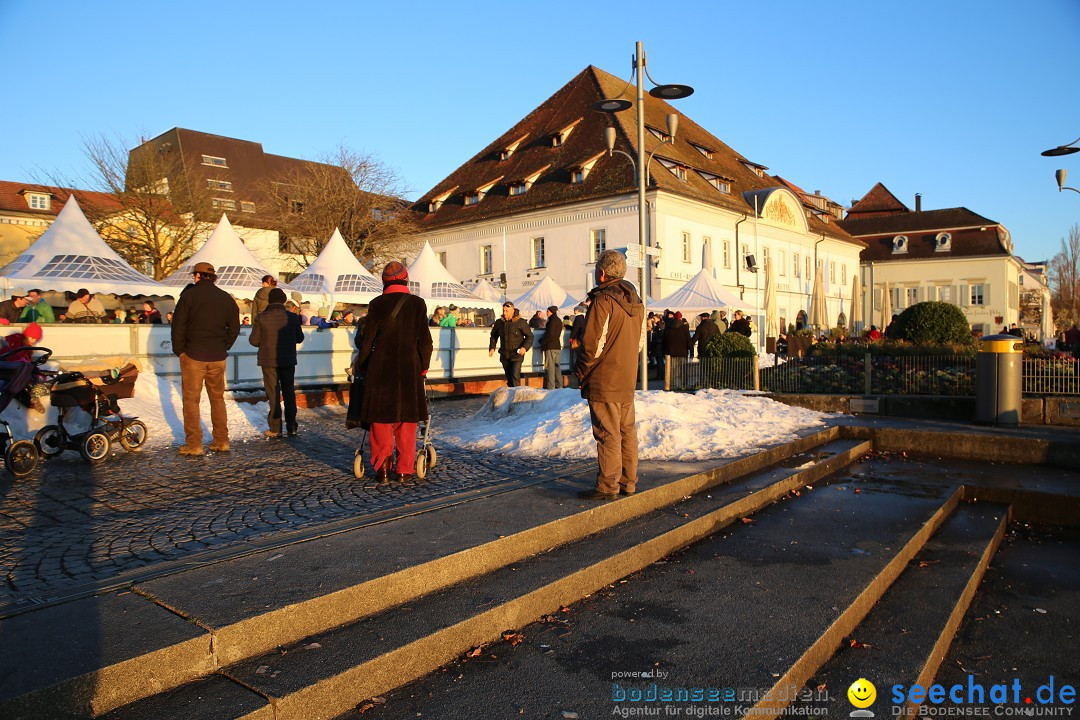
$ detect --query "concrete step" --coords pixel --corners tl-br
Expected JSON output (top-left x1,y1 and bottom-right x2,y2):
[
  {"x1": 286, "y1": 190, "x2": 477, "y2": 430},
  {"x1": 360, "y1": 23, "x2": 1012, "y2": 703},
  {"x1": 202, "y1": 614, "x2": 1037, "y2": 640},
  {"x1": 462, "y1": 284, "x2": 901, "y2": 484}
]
[
  {"x1": 318, "y1": 452, "x2": 967, "y2": 719},
  {"x1": 99, "y1": 438, "x2": 870, "y2": 720},
  {"x1": 0, "y1": 427, "x2": 840, "y2": 719},
  {"x1": 801, "y1": 501, "x2": 1009, "y2": 717}
]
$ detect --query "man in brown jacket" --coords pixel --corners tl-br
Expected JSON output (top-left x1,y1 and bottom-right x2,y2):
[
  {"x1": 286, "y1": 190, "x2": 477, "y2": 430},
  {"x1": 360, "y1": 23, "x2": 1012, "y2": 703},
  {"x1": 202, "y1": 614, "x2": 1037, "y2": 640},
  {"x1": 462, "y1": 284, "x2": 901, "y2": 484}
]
[{"x1": 574, "y1": 249, "x2": 646, "y2": 500}]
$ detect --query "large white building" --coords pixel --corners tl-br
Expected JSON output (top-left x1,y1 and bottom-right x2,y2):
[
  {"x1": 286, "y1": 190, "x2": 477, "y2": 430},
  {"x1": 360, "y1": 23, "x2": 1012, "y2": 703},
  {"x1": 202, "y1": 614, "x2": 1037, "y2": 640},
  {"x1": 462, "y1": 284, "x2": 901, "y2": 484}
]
[{"x1": 410, "y1": 66, "x2": 865, "y2": 334}]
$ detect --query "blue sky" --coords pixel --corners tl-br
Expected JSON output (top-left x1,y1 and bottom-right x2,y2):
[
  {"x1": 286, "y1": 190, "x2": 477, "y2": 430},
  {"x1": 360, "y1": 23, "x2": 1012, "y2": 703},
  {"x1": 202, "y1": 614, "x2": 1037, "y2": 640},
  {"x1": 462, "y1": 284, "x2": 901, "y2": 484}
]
[{"x1": 1, "y1": 1, "x2": 1077, "y2": 262}]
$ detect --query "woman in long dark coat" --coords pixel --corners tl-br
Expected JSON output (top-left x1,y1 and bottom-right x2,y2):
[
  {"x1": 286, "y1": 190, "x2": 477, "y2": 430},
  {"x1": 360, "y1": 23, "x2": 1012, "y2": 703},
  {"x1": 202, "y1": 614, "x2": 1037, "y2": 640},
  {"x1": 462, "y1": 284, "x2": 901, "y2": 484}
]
[{"x1": 356, "y1": 261, "x2": 433, "y2": 482}]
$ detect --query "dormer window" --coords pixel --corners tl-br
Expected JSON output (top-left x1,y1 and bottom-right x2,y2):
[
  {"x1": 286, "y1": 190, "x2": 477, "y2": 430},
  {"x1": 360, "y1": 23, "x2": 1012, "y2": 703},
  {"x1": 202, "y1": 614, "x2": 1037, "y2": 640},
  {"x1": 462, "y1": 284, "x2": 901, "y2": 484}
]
[
  {"x1": 498, "y1": 136, "x2": 526, "y2": 161},
  {"x1": 569, "y1": 152, "x2": 604, "y2": 185},
  {"x1": 499, "y1": 150, "x2": 512, "y2": 161},
  {"x1": 552, "y1": 118, "x2": 582, "y2": 147},
  {"x1": 657, "y1": 158, "x2": 688, "y2": 182},
  {"x1": 464, "y1": 192, "x2": 480, "y2": 206},
  {"x1": 697, "y1": 170, "x2": 731, "y2": 194},
  {"x1": 646, "y1": 126, "x2": 672, "y2": 143},
  {"x1": 892, "y1": 235, "x2": 909, "y2": 254},
  {"x1": 690, "y1": 143, "x2": 714, "y2": 159},
  {"x1": 741, "y1": 160, "x2": 767, "y2": 178},
  {"x1": 509, "y1": 183, "x2": 527, "y2": 196},
  {"x1": 427, "y1": 187, "x2": 457, "y2": 213},
  {"x1": 935, "y1": 232, "x2": 952, "y2": 252},
  {"x1": 26, "y1": 192, "x2": 50, "y2": 210},
  {"x1": 571, "y1": 170, "x2": 585, "y2": 184}
]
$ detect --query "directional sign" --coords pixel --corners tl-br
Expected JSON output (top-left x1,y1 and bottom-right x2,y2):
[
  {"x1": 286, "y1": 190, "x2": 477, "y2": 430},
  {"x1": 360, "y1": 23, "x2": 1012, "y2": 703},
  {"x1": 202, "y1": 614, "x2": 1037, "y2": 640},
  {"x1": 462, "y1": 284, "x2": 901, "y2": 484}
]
[
  {"x1": 642, "y1": 246, "x2": 661, "y2": 256},
  {"x1": 624, "y1": 251, "x2": 643, "y2": 268}
]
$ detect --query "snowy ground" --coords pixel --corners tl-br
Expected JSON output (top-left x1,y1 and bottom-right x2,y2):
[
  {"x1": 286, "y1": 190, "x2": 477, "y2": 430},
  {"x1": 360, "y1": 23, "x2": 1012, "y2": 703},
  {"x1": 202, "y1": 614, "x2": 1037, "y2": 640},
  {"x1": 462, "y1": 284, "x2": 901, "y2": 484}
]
[
  {"x1": 439, "y1": 386, "x2": 828, "y2": 462},
  {"x1": 0, "y1": 373, "x2": 828, "y2": 461}
]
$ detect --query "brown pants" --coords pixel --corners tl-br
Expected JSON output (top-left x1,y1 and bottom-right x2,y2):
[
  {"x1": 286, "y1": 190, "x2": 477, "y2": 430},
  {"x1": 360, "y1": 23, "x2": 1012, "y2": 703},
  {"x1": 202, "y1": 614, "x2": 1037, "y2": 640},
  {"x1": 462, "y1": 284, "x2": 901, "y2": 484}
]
[
  {"x1": 588, "y1": 400, "x2": 638, "y2": 494},
  {"x1": 180, "y1": 353, "x2": 228, "y2": 448}
]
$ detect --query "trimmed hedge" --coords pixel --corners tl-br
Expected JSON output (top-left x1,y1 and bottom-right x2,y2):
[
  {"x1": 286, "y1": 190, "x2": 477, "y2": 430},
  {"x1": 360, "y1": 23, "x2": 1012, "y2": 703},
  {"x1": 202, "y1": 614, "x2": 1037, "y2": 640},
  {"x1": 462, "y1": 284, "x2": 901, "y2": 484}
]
[
  {"x1": 895, "y1": 301, "x2": 973, "y2": 346},
  {"x1": 704, "y1": 332, "x2": 756, "y2": 359}
]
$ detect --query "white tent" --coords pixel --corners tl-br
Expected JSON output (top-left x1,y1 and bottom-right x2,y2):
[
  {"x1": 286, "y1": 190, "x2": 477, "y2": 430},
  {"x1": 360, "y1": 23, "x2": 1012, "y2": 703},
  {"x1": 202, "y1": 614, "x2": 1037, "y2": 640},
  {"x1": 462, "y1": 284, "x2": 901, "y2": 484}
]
[
  {"x1": 654, "y1": 269, "x2": 754, "y2": 314},
  {"x1": 161, "y1": 214, "x2": 292, "y2": 297},
  {"x1": 289, "y1": 228, "x2": 380, "y2": 304},
  {"x1": 468, "y1": 278, "x2": 505, "y2": 303},
  {"x1": 0, "y1": 195, "x2": 168, "y2": 296},
  {"x1": 511, "y1": 275, "x2": 579, "y2": 313},
  {"x1": 406, "y1": 242, "x2": 500, "y2": 309}
]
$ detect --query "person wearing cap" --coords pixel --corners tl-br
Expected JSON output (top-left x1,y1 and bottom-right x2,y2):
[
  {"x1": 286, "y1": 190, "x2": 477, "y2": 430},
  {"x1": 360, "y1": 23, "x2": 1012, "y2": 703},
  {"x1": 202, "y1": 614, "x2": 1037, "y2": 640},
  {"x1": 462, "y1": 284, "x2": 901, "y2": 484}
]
[
  {"x1": 311, "y1": 306, "x2": 338, "y2": 330},
  {"x1": 0, "y1": 291, "x2": 28, "y2": 324},
  {"x1": 251, "y1": 275, "x2": 277, "y2": 322},
  {"x1": 574, "y1": 249, "x2": 646, "y2": 501},
  {"x1": 1, "y1": 321, "x2": 43, "y2": 363},
  {"x1": 20, "y1": 289, "x2": 55, "y2": 324},
  {"x1": 489, "y1": 301, "x2": 533, "y2": 387},
  {"x1": 540, "y1": 304, "x2": 563, "y2": 389},
  {"x1": 439, "y1": 304, "x2": 459, "y2": 328},
  {"x1": 171, "y1": 262, "x2": 242, "y2": 455},
  {"x1": 250, "y1": 287, "x2": 305, "y2": 438},
  {"x1": 354, "y1": 261, "x2": 433, "y2": 483},
  {"x1": 65, "y1": 288, "x2": 106, "y2": 323}
]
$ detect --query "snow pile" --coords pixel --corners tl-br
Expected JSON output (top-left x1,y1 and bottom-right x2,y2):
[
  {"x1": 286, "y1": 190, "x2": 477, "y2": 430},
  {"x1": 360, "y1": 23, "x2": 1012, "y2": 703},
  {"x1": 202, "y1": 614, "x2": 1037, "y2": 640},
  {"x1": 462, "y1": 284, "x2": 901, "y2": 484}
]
[
  {"x1": 757, "y1": 351, "x2": 785, "y2": 369},
  {"x1": 440, "y1": 387, "x2": 828, "y2": 461}
]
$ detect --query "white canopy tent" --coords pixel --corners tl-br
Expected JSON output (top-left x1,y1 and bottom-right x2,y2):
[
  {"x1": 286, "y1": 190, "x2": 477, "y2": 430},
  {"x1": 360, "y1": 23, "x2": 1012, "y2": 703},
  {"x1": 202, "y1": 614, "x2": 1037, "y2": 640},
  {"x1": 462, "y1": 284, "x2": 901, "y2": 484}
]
[
  {"x1": 161, "y1": 214, "x2": 293, "y2": 297},
  {"x1": 406, "y1": 242, "x2": 501, "y2": 310},
  {"x1": 511, "y1": 275, "x2": 579, "y2": 313},
  {"x1": 0, "y1": 195, "x2": 168, "y2": 296},
  {"x1": 467, "y1": 278, "x2": 505, "y2": 303},
  {"x1": 289, "y1": 228, "x2": 380, "y2": 305},
  {"x1": 654, "y1": 268, "x2": 754, "y2": 314}
]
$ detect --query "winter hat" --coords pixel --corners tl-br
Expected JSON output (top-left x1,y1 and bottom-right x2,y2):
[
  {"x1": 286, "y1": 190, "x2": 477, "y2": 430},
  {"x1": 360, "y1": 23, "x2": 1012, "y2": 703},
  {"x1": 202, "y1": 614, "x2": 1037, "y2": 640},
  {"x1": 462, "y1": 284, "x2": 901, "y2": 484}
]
[
  {"x1": 24, "y1": 322, "x2": 43, "y2": 342},
  {"x1": 268, "y1": 288, "x2": 287, "y2": 304},
  {"x1": 317, "y1": 307, "x2": 329, "y2": 318},
  {"x1": 674, "y1": 311, "x2": 683, "y2": 320},
  {"x1": 381, "y1": 261, "x2": 408, "y2": 285}
]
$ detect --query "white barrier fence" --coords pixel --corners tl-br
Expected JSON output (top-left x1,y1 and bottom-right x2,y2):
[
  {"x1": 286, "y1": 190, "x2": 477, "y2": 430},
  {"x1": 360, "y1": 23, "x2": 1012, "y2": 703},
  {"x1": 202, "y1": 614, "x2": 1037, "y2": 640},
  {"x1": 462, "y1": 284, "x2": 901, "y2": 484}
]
[{"x1": 14, "y1": 324, "x2": 572, "y2": 389}]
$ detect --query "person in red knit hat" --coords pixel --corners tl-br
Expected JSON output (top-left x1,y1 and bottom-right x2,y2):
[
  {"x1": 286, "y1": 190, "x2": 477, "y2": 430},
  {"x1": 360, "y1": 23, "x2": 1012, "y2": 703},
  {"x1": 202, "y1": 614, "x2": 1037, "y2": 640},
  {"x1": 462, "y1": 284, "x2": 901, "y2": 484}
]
[{"x1": 2, "y1": 321, "x2": 43, "y2": 362}]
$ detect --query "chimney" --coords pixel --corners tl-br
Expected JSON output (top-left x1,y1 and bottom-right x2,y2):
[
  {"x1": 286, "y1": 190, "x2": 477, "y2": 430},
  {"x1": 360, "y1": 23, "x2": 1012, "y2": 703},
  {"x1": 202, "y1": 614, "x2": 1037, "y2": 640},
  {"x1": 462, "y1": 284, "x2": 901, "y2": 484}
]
[{"x1": 915, "y1": 193, "x2": 922, "y2": 212}]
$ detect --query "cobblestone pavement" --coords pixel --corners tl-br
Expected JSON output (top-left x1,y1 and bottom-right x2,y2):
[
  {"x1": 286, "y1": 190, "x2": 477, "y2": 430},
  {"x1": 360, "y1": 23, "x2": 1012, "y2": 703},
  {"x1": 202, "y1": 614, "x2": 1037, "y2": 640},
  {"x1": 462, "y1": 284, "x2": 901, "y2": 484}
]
[{"x1": 0, "y1": 396, "x2": 595, "y2": 616}]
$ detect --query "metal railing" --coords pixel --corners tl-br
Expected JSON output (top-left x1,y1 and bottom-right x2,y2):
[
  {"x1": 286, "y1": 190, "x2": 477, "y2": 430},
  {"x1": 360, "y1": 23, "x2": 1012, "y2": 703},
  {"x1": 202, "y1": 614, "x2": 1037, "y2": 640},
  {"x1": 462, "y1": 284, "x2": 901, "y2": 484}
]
[
  {"x1": 666, "y1": 357, "x2": 757, "y2": 391},
  {"x1": 1023, "y1": 356, "x2": 1080, "y2": 395}
]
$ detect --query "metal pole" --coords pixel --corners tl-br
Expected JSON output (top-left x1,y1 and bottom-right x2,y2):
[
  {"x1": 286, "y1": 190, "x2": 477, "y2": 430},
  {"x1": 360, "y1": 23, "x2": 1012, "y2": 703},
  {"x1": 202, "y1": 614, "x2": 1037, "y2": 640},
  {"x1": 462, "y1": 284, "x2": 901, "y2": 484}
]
[{"x1": 636, "y1": 40, "x2": 648, "y2": 391}]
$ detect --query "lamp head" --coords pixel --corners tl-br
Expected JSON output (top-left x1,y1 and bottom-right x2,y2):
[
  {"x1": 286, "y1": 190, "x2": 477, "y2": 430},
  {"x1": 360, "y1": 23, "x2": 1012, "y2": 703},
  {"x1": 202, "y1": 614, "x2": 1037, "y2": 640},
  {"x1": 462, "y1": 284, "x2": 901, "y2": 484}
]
[
  {"x1": 649, "y1": 84, "x2": 694, "y2": 100},
  {"x1": 604, "y1": 127, "x2": 617, "y2": 155},
  {"x1": 592, "y1": 99, "x2": 633, "y2": 114},
  {"x1": 666, "y1": 113, "x2": 679, "y2": 140},
  {"x1": 1042, "y1": 145, "x2": 1080, "y2": 157},
  {"x1": 1057, "y1": 168, "x2": 1068, "y2": 191}
]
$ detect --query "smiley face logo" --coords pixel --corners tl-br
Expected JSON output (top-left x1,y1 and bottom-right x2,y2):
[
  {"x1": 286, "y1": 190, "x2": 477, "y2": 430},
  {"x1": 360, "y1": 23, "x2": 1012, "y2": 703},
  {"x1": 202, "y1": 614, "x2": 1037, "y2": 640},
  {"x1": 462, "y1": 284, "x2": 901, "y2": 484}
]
[{"x1": 848, "y1": 678, "x2": 876, "y2": 708}]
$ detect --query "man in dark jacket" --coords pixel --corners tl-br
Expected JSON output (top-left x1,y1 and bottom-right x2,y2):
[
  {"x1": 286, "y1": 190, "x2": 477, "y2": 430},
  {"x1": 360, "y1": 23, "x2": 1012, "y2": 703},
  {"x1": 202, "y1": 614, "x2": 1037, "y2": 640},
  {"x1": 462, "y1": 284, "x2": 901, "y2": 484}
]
[
  {"x1": 0, "y1": 290, "x2": 28, "y2": 324},
  {"x1": 693, "y1": 312, "x2": 720, "y2": 358},
  {"x1": 171, "y1": 262, "x2": 241, "y2": 455},
  {"x1": 249, "y1": 287, "x2": 305, "y2": 438},
  {"x1": 540, "y1": 305, "x2": 563, "y2": 389},
  {"x1": 489, "y1": 301, "x2": 533, "y2": 387},
  {"x1": 356, "y1": 261, "x2": 433, "y2": 482},
  {"x1": 663, "y1": 311, "x2": 692, "y2": 360},
  {"x1": 574, "y1": 249, "x2": 645, "y2": 501},
  {"x1": 251, "y1": 275, "x2": 276, "y2": 321},
  {"x1": 727, "y1": 309, "x2": 752, "y2": 337}
]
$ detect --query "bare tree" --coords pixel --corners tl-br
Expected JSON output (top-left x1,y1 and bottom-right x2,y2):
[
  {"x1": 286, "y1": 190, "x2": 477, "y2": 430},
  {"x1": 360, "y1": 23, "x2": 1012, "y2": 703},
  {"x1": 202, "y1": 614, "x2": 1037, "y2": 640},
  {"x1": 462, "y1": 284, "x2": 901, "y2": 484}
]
[
  {"x1": 1049, "y1": 223, "x2": 1080, "y2": 331},
  {"x1": 74, "y1": 133, "x2": 215, "y2": 280},
  {"x1": 257, "y1": 145, "x2": 419, "y2": 272}
]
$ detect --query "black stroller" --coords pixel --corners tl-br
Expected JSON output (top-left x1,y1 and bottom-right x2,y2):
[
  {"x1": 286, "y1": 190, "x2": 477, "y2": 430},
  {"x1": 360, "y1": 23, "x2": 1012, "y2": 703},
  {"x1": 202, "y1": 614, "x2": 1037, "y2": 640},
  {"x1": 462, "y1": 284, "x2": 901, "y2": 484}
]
[
  {"x1": 34, "y1": 362, "x2": 147, "y2": 465},
  {"x1": 0, "y1": 346, "x2": 53, "y2": 477}
]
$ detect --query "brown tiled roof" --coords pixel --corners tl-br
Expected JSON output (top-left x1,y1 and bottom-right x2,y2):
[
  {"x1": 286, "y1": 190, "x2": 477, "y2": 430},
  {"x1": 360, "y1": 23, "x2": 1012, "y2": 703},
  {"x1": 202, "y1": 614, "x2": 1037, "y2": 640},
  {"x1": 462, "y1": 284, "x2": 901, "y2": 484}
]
[
  {"x1": 840, "y1": 204, "x2": 1010, "y2": 262},
  {"x1": 0, "y1": 180, "x2": 122, "y2": 216},
  {"x1": 413, "y1": 66, "x2": 860, "y2": 247},
  {"x1": 846, "y1": 182, "x2": 909, "y2": 218}
]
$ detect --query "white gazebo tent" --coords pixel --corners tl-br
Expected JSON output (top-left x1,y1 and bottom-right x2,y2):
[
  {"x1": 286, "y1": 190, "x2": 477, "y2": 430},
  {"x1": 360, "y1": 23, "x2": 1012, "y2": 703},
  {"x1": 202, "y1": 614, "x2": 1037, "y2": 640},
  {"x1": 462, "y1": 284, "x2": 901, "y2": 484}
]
[
  {"x1": 654, "y1": 268, "x2": 754, "y2": 315},
  {"x1": 289, "y1": 228, "x2": 380, "y2": 305},
  {"x1": 406, "y1": 242, "x2": 501, "y2": 310},
  {"x1": 467, "y1": 278, "x2": 505, "y2": 303},
  {"x1": 161, "y1": 214, "x2": 292, "y2": 297},
  {"x1": 511, "y1": 275, "x2": 579, "y2": 313},
  {"x1": 0, "y1": 195, "x2": 168, "y2": 297}
]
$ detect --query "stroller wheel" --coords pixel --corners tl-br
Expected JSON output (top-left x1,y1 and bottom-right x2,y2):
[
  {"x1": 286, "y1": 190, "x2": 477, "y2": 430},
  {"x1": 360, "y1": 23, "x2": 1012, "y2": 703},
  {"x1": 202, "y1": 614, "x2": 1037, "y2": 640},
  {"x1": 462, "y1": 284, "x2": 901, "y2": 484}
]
[
  {"x1": 80, "y1": 431, "x2": 111, "y2": 464},
  {"x1": 353, "y1": 449, "x2": 365, "y2": 479},
  {"x1": 5, "y1": 440, "x2": 38, "y2": 477},
  {"x1": 120, "y1": 420, "x2": 148, "y2": 451},
  {"x1": 34, "y1": 425, "x2": 63, "y2": 458},
  {"x1": 415, "y1": 451, "x2": 428, "y2": 480},
  {"x1": 426, "y1": 444, "x2": 437, "y2": 470}
]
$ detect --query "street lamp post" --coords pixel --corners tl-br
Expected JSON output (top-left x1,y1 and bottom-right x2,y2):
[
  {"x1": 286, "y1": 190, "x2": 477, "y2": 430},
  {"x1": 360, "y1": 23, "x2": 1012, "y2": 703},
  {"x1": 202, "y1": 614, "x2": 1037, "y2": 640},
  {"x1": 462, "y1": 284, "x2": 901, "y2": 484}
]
[
  {"x1": 1055, "y1": 168, "x2": 1080, "y2": 194},
  {"x1": 1041, "y1": 136, "x2": 1079, "y2": 195},
  {"x1": 593, "y1": 41, "x2": 693, "y2": 391}
]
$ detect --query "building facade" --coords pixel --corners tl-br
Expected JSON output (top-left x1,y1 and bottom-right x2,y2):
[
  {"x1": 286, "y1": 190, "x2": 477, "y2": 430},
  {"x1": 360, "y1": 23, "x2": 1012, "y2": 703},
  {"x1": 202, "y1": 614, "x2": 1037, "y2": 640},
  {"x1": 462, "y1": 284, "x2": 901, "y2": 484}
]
[
  {"x1": 0, "y1": 181, "x2": 118, "y2": 267},
  {"x1": 410, "y1": 66, "x2": 864, "y2": 333},
  {"x1": 840, "y1": 183, "x2": 1022, "y2": 336}
]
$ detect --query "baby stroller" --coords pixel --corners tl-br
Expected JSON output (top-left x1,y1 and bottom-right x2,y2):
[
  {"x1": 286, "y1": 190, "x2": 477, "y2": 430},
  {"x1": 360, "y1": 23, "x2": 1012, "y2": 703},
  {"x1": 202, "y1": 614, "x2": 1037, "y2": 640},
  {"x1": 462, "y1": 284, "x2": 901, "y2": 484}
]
[
  {"x1": 348, "y1": 366, "x2": 437, "y2": 481},
  {"x1": 35, "y1": 362, "x2": 147, "y2": 465},
  {"x1": 0, "y1": 346, "x2": 53, "y2": 477}
]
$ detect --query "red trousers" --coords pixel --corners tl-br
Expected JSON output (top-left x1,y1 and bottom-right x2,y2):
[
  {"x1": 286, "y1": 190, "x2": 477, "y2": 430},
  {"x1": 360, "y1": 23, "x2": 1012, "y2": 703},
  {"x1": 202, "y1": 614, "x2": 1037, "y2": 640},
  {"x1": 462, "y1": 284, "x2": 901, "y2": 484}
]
[{"x1": 369, "y1": 422, "x2": 417, "y2": 474}]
